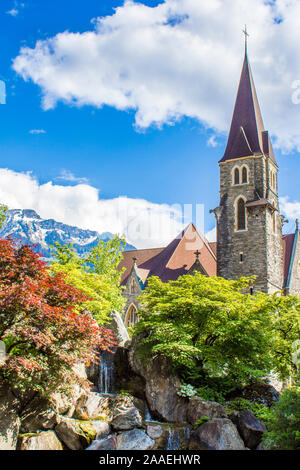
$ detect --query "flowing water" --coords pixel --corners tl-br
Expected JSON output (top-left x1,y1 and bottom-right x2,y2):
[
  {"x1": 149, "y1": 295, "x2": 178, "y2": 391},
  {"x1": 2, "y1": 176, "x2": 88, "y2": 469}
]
[
  {"x1": 165, "y1": 428, "x2": 182, "y2": 450},
  {"x1": 97, "y1": 350, "x2": 116, "y2": 394}
]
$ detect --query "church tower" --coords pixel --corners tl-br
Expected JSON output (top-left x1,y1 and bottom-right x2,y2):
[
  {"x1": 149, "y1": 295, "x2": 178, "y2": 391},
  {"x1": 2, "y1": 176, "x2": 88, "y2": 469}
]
[{"x1": 214, "y1": 42, "x2": 283, "y2": 293}]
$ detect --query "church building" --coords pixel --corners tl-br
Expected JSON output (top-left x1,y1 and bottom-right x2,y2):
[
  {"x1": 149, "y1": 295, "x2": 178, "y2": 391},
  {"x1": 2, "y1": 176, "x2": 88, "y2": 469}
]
[{"x1": 118, "y1": 44, "x2": 300, "y2": 328}]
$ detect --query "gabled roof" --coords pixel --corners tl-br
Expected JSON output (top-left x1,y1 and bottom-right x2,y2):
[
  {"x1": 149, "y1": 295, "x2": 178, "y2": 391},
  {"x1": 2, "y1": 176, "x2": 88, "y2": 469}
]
[
  {"x1": 220, "y1": 52, "x2": 276, "y2": 164},
  {"x1": 282, "y1": 222, "x2": 299, "y2": 289},
  {"x1": 119, "y1": 223, "x2": 217, "y2": 286}
]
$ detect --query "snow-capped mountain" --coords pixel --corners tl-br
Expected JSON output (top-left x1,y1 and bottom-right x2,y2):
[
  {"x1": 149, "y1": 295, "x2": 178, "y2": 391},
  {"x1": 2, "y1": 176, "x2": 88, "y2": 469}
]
[{"x1": 0, "y1": 209, "x2": 135, "y2": 259}]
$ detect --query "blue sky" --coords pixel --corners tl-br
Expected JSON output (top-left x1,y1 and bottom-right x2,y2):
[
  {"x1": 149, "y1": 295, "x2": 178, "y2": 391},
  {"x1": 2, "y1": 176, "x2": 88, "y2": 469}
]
[{"x1": 0, "y1": 0, "x2": 299, "y2": 247}]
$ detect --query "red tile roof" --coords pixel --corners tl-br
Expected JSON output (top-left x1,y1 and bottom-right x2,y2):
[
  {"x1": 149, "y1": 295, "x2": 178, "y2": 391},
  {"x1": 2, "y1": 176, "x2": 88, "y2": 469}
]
[
  {"x1": 220, "y1": 52, "x2": 276, "y2": 164},
  {"x1": 119, "y1": 224, "x2": 217, "y2": 286}
]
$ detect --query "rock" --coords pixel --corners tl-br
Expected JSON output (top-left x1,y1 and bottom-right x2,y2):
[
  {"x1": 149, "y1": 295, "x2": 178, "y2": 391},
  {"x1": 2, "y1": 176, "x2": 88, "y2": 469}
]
[
  {"x1": 230, "y1": 410, "x2": 266, "y2": 449},
  {"x1": 18, "y1": 431, "x2": 63, "y2": 450},
  {"x1": 20, "y1": 396, "x2": 59, "y2": 433},
  {"x1": 114, "y1": 347, "x2": 146, "y2": 400},
  {"x1": 73, "y1": 393, "x2": 108, "y2": 420},
  {"x1": 147, "y1": 424, "x2": 163, "y2": 440},
  {"x1": 111, "y1": 406, "x2": 142, "y2": 431},
  {"x1": 189, "y1": 418, "x2": 246, "y2": 450},
  {"x1": 129, "y1": 334, "x2": 188, "y2": 422},
  {"x1": 187, "y1": 397, "x2": 226, "y2": 425},
  {"x1": 0, "y1": 384, "x2": 21, "y2": 450},
  {"x1": 55, "y1": 417, "x2": 108, "y2": 450},
  {"x1": 86, "y1": 435, "x2": 117, "y2": 451},
  {"x1": 108, "y1": 311, "x2": 130, "y2": 347},
  {"x1": 240, "y1": 382, "x2": 280, "y2": 407},
  {"x1": 116, "y1": 429, "x2": 155, "y2": 450}
]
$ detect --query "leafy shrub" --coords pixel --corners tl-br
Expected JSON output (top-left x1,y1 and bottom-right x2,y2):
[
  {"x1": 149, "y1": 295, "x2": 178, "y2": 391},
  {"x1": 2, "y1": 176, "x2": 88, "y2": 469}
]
[
  {"x1": 193, "y1": 416, "x2": 210, "y2": 429},
  {"x1": 226, "y1": 397, "x2": 273, "y2": 423},
  {"x1": 196, "y1": 386, "x2": 225, "y2": 404},
  {"x1": 262, "y1": 387, "x2": 300, "y2": 450},
  {"x1": 177, "y1": 383, "x2": 197, "y2": 398}
]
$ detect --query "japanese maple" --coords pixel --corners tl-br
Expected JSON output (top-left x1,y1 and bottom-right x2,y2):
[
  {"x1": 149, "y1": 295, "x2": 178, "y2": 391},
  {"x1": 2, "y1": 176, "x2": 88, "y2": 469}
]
[{"x1": 0, "y1": 238, "x2": 116, "y2": 394}]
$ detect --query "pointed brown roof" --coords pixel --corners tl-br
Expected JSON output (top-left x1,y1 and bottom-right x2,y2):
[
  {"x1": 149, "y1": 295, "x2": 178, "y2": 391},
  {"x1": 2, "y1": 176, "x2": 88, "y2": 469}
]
[
  {"x1": 220, "y1": 52, "x2": 276, "y2": 164},
  {"x1": 118, "y1": 223, "x2": 217, "y2": 286}
]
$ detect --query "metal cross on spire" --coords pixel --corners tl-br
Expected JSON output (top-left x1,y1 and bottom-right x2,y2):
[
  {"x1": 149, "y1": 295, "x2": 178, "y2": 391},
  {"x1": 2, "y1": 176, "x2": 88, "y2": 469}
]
[
  {"x1": 194, "y1": 250, "x2": 201, "y2": 261},
  {"x1": 242, "y1": 24, "x2": 249, "y2": 54}
]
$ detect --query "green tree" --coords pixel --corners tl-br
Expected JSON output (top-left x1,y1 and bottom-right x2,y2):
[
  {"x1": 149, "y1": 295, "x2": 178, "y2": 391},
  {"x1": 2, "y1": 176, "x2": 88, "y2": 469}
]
[
  {"x1": 51, "y1": 236, "x2": 126, "y2": 324},
  {"x1": 262, "y1": 386, "x2": 300, "y2": 450},
  {"x1": 134, "y1": 273, "x2": 300, "y2": 393},
  {"x1": 0, "y1": 204, "x2": 8, "y2": 229}
]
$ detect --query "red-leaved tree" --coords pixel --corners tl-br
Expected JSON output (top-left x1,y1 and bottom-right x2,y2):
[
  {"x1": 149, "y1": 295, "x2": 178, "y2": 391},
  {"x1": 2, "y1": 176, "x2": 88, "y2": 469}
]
[{"x1": 0, "y1": 239, "x2": 116, "y2": 394}]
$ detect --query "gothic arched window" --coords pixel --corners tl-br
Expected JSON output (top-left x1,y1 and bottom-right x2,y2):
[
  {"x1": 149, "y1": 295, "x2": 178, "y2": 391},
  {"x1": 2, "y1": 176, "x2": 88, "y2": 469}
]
[
  {"x1": 125, "y1": 304, "x2": 139, "y2": 328},
  {"x1": 237, "y1": 198, "x2": 246, "y2": 231},
  {"x1": 234, "y1": 168, "x2": 240, "y2": 185},
  {"x1": 242, "y1": 166, "x2": 248, "y2": 184}
]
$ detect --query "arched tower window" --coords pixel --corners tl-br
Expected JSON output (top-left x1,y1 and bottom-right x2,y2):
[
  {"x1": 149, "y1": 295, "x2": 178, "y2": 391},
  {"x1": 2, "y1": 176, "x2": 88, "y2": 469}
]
[
  {"x1": 242, "y1": 166, "x2": 248, "y2": 184},
  {"x1": 234, "y1": 168, "x2": 240, "y2": 185},
  {"x1": 237, "y1": 198, "x2": 246, "y2": 231},
  {"x1": 125, "y1": 304, "x2": 139, "y2": 328}
]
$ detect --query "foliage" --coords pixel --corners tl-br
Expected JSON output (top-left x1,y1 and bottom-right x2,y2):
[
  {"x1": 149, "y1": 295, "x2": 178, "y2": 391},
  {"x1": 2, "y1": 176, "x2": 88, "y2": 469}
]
[
  {"x1": 135, "y1": 273, "x2": 300, "y2": 392},
  {"x1": 225, "y1": 398, "x2": 273, "y2": 423},
  {"x1": 262, "y1": 386, "x2": 300, "y2": 450},
  {"x1": 0, "y1": 239, "x2": 116, "y2": 394},
  {"x1": 177, "y1": 383, "x2": 197, "y2": 398},
  {"x1": 196, "y1": 385, "x2": 225, "y2": 404},
  {"x1": 0, "y1": 204, "x2": 8, "y2": 229},
  {"x1": 193, "y1": 416, "x2": 210, "y2": 429},
  {"x1": 51, "y1": 236, "x2": 126, "y2": 324}
]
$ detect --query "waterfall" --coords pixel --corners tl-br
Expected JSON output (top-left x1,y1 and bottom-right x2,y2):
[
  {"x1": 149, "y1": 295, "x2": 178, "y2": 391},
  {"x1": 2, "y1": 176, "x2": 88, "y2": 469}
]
[
  {"x1": 97, "y1": 350, "x2": 116, "y2": 394},
  {"x1": 165, "y1": 429, "x2": 181, "y2": 450}
]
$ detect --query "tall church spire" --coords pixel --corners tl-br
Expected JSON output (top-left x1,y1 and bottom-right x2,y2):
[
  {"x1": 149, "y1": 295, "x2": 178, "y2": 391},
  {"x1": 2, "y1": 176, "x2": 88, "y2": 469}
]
[{"x1": 220, "y1": 45, "x2": 276, "y2": 164}]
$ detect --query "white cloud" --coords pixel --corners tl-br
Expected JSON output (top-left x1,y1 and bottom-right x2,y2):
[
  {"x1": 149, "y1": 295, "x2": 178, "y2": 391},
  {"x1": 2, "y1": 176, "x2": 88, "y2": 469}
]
[
  {"x1": 207, "y1": 136, "x2": 218, "y2": 148},
  {"x1": 0, "y1": 168, "x2": 185, "y2": 248},
  {"x1": 56, "y1": 169, "x2": 89, "y2": 184},
  {"x1": 280, "y1": 196, "x2": 300, "y2": 233},
  {"x1": 29, "y1": 129, "x2": 46, "y2": 135},
  {"x1": 12, "y1": 0, "x2": 300, "y2": 152},
  {"x1": 205, "y1": 226, "x2": 216, "y2": 242},
  {"x1": 6, "y1": 9, "x2": 18, "y2": 16}
]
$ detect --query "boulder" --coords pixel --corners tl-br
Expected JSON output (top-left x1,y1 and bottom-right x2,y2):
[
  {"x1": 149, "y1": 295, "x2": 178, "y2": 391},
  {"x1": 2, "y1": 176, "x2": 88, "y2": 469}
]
[
  {"x1": 116, "y1": 429, "x2": 155, "y2": 450},
  {"x1": 230, "y1": 410, "x2": 266, "y2": 449},
  {"x1": 189, "y1": 418, "x2": 246, "y2": 450},
  {"x1": 18, "y1": 431, "x2": 63, "y2": 450},
  {"x1": 240, "y1": 382, "x2": 279, "y2": 407},
  {"x1": 0, "y1": 384, "x2": 21, "y2": 450},
  {"x1": 108, "y1": 311, "x2": 130, "y2": 347},
  {"x1": 146, "y1": 424, "x2": 163, "y2": 440},
  {"x1": 86, "y1": 435, "x2": 117, "y2": 451},
  {"x1": 20, "y1": 396, "x2": 59, "y2": 433},
  {"x1": 73, "y1": 393, "x2": 108, "y2": 420},
  {"x1": 111, "y1": 406, "x2": 142, "y2": 431},
  {"x1": 55, "y1": 417, "x2": 108, "y2": 450},
  {"x1": 187, "y1": 397, "x2": 226, "y2": 425},
  {"x1": 129, "y1": 334, "x2": 188, "y2": 422}
]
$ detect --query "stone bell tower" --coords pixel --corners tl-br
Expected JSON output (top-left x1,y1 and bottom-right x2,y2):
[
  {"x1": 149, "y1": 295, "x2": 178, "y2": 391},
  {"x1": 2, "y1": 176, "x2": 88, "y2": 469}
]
[{"x1": 212, "y1": 41, "x2": 283, "y2": 293}]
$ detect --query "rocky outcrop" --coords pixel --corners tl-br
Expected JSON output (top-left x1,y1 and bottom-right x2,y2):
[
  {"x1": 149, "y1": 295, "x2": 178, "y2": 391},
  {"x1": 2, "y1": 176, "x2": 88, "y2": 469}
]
[
  {"x1": 18, "y1": 431, "x2": 63, "y2": 450},
  {"x1": 116, "y1": 429, "x2": 155, "y2": 450},
  {"x1": 146, "y1": 424, "x2": 163, "y2": 440},
  {"x1": 129, "y1": 335, "x2": 188, "y2": 422},
  {"x1": 230, "y1": 410, "x2": 266, "y2": 449},
  {"x1": 187, "y1": 397, "x2": 226, "y2": 425},
  {"x1": 111, "y1": 407, "x2": 142, "y2": 431},
  {"x1": 239, "y1": 383, "x2": 279, "y2": 407},
  {"x1": 108, "y1": 311, "x2": 130, "y2": 347},
  {"x1": 55, "y1": 417, "x2": 108, "y2": 450},
  {"x1": 20, "y1": 396, "x2": 59, "y2": 433},
  {"x1": 0, "y1": 384, "x2": 21, "y2": 450},
  {"x1": 73, "y1": 393, "x2": 108, "y2": 421},
  {"x1": 189, "y1": 418, "x2": 246, "y2": 450},
  {"x1": 86, "y1": 435, "x2": 117, "y2": 450},
  {"x1": 114, "y1": 347, "x2": 146, "y2": 400}
]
